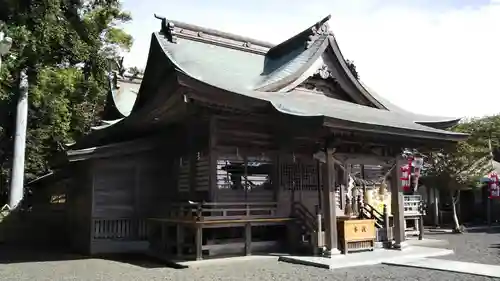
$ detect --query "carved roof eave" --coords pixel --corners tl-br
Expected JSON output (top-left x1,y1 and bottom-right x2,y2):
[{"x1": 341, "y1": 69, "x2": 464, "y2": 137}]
[
  {"x1": 322, "y1": 116, "x2": 468, "y2": 145},
  {"x1": 325, "y1": 36, "x2": 386, "y2": 109},
  {"x1": 252, "y1": 28, "x2": 382, "y2": 107},
  {"x1": 255, "y1": 37, "x2": 330, "y2": 92},
  {"x1": 416, "y1": 119, "x2": 461, "y2": 129},
  {"x1": 324, "y1": 36, "x2": 462, "y2": 127},
  {"x1": 265, "y1": 14, "x2": 331, "y2": 59},
  {"x1": 165, "y1": 70, "x2": 469, "y2": 145},
  {"x1": 70, "y1": 80, "x2": 189, "y2": 150},
  {"x1": 270, "y1": 34, "x2": 462, "y2": 127},
  {"x1": 90, "y1": 118, "x2": 123, "y2": 131},
  {"x1": 101, "y1": 96, "x2": 125, "y2": 120}
]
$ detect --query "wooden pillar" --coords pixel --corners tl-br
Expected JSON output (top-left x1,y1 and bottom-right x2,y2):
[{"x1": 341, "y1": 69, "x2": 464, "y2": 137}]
[
  {"x1": 208, "y1": 116, "x2": 217, "y2": 201},
  {"x1": 352, "y1": 183, "x2": 359, "y2": 215},
  {"x1": 176, "y1": 224, "x2": 184, "y2": 258},
  {"x1": 391, "y1": 155, "x2": 406, "y2": 249},
  {"x1": 161, "y1": 223, "x2": 168, "y2": 254},
  {"x1": 340, "y1": 164, "x2": 347, "y2": 209},
  {"x1": 383, "y1": 204, "x2": 391, "y2": 245},
  {"x1": 316, "y1": 160, "x2": 323, "y2": 212},
  {"x1": 195, "y1": 225, "x2": 203, "y2": 260},
  {"x1": 360, "y1": 164, "x2": 366, "y2": 196},
  {"x1": 418, "y1": 201, "x2": 425, "y2": 241},
  {"x1": 244, "y1": 223, "x2": 252, "y2": 256},
  {"x1": 188, "y1": 119, "x2": 197, "y2": 200},
  {"x1": 316, "y1": 205, "x2": 323, "y2": 250},
  {"x1": 347, "y1": 164, "x2": 353, "y2": 210},
  {"x1": 322, "y1": 147, "x2": 340, "y2": 256}
]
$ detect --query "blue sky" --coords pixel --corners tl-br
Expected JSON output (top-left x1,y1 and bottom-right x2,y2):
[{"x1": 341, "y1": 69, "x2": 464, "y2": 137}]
[{"x1": 120, "y1": 0, "x2": 500, "y2": 118}]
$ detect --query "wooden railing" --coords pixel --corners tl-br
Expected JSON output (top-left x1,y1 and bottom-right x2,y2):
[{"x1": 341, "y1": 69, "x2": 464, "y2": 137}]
[
  {"x1": 358, "y1": 201, "x2": 385, "y2": 229},
  {"x1": 167, "y1": 202, "x2": 278, "y2": 221},
  {"x1": 291, "y1": 202, "x2": 318, "y2": 232},
  {"x1": 290, "y1": 202, "x2": 325, "y2": 255},
  {"x1": 93, "y1": 218, "x2": 148, "y2": 240}
]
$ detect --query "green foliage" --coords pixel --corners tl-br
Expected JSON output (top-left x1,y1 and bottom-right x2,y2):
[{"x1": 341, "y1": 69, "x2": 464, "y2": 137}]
[
  {"x1": 0, "y1": 0, "x2": 132, "y2": 199},
  {"x1": 127, "y1": 66, "x2": 142, "y2": 79},
  {"x1": 423, "y1": 116, "x2": 500, "y2": 190}
]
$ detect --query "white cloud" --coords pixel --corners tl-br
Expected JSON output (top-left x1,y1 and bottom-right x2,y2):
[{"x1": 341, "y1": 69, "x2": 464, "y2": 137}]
[{"x1": 122, "y1": 0, "x2": 500, "y2": 118}]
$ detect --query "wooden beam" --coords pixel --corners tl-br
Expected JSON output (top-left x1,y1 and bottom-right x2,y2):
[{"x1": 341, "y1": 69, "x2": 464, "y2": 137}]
[
  {"x1": 329, "y1": 129, "x2": 460, "y2": 151},
  {"x1": 334, "y1": 153, "x2": 395, "y2": 166},
  {"x1": 65, "y1": 135, "x2": 167, "y2": 162}
]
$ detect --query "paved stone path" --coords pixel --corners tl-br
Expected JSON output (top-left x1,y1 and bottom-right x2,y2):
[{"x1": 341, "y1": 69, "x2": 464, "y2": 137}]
[
  {"x1": 279, "y1": 246, "x2": 454, "y2": 269},
  {"x1": 384, "y1": 258, "x2": 500, "y2": 278}
]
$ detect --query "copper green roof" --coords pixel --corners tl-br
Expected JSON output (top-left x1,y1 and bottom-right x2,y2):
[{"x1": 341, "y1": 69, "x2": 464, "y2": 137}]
[
  {"x1": 79, "y1": 14, "x2": 467, "y2": 149},
  {"x1": 101, "y1": 15, "x2": 461, "y2": 127},
  {"x1": 154, "y1": 15, "x2": 461, "y2": 125}
]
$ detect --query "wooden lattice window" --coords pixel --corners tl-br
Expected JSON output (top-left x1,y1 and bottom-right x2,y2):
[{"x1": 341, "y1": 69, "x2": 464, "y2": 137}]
[
  {"x1": 280, "y1": 160, "x2": 319, "y2": 191},
  {"x1": 246, "y1": 155, "x2": 273, "y2": 191},
  {"x1": 216, "y1": 149, "x2": 273, "y2": 191}
]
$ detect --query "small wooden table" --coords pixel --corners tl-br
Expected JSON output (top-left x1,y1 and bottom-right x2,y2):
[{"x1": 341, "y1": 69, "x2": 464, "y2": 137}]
[{"x1": 338, "y1": 218, "x2": 376, "y2": 254}]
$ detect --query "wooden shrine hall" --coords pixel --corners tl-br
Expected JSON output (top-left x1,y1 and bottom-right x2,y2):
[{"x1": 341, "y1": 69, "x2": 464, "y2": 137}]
[{"x1": 28, "y1": 14, "x2": 467, "y2": 261}]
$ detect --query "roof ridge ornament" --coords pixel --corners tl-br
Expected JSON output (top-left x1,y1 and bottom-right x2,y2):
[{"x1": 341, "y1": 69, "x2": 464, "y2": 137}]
[
  {"x1": 316, "y1": 64, "x2": 332, "y2": 79},
  {"x1": 305, "y1": 17, "x2": 330, "y2": 49},
  {"x1": 154, "y1": 14, "x2": 177, "y2": 43}
]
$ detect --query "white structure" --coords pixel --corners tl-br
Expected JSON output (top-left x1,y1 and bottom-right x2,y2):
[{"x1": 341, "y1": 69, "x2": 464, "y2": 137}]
[
  {"x1": 0, "y1": 27, "x2": 13, "y2": 69},
  {"x1": 9, "y1": 68, "x2": 28, "y2": 209},
  {"x1": 0, "y1": 26, "x2": 26, "y2": 210}
]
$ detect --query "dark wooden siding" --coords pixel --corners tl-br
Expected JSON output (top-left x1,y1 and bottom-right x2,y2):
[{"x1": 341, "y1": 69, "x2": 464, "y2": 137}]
[
  {"x1": 195, "y1": 151, "x2": 210, "y2": 191},
  {"x1": 215, "y1": 117, "x2": 275, "y2": 150},
  {"x1": 177, "y1": 156, "x2": 190, "y2": 193},
  {"x1": 93, "y1": 162, "x2": 135, "y2": 218}
]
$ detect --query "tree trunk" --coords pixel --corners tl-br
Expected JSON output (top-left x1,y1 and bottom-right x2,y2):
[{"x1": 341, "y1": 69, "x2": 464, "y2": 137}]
[{"x1": 450, "y1": 190, "x2": 462, "y2": 233}]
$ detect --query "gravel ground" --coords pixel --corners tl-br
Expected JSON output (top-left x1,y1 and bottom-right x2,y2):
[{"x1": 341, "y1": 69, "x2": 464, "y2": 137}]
[
  {"x1": 0, "y1": 230, "x2": 498, "y2": 281},
  {"x1": 428, "y1": 228, "x2": 500, "y2": 265}
]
